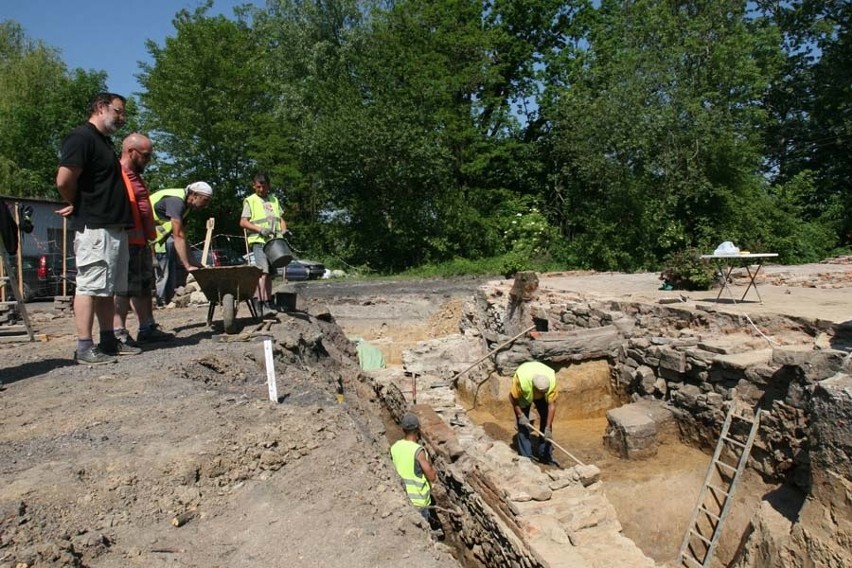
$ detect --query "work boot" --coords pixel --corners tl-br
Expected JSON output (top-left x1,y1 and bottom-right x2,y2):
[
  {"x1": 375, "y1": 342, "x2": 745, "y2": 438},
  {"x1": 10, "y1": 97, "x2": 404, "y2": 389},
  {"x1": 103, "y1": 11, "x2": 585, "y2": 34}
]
[
  {"x1": 74, "y1": 346, "x2": 117, "y2": 365},
  {"x1": 137, "y1": 324, "x2": 175, "y2": 343},
  {"x1": 100, "y1": 340, "x2": 142, "y2": 356},
  {"x1": 537, "y1": 454, "x2": 559, "y2": 467},
  {"x1": 262, "y1": 303, "x2": 278, "y2": 319}
]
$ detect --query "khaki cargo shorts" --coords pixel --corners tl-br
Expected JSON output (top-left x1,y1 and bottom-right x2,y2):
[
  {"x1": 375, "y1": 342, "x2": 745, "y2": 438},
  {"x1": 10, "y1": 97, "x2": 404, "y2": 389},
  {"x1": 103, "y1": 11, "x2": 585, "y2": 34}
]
[{"x1": 74, "y1": 226, "x2": 128, "y2": 296}]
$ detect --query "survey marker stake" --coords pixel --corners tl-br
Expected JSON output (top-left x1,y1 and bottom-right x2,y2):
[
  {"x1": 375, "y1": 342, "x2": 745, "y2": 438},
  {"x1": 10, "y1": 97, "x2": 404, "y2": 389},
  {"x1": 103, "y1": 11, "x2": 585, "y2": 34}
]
[{"x1": 264, "y1": 339, "x2": 278, "y2": 402}]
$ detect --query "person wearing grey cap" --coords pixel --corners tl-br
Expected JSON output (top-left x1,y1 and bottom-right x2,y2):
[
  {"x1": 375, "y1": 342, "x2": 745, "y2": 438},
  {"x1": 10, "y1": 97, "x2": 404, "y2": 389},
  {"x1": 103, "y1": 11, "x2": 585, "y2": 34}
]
[
  {"x1": 509, "y1": 361, "x2": 558, "y2": 464},
  {"x1": 390, "y1": 412, "x2": 442, "y2": 535}
]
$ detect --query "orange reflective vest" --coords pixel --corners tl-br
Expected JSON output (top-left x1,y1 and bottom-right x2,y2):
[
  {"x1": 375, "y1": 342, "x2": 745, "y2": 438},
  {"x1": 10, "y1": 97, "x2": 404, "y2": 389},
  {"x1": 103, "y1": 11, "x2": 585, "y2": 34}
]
[{"x1": 121, "y1": 170, "x2": 155, "y2": 246}]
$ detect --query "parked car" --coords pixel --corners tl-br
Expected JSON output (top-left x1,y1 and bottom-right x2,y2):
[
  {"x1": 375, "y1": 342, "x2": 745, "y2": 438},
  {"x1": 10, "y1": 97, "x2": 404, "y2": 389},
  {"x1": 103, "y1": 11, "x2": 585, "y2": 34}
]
[
  {"x1": 279, "y1": 260, "x2": 326, "y2": 281},
  {"x1": 17, "y1": 254, "x2": 76, "y2": 301}
]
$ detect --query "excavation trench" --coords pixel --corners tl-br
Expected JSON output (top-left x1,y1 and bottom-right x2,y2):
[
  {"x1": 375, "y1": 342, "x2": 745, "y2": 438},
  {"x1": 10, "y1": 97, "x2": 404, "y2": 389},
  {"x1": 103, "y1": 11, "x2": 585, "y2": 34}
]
[
  {"x1": 373, "y1": 355, "x2": 712, "y2": 566},
  {"x1": 338, "y1": 286, "x2": 845, "y2": 567},
  {"x1": 304, "y1": 270, "x2": 850, "y2": 568},
  {"x1": 462, "y1": 359, "x2": 710, "y2": 564}
]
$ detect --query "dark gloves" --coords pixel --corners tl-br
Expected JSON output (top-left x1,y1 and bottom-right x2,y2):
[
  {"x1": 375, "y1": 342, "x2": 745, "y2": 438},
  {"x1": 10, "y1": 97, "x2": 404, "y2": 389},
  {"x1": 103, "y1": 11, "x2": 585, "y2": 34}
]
[
  {"x1": 259, "y1": 227, "x2": 273, "y2": 238},
  {"x1": 517, "y1": 415, "x2": 531, "y2": 428}
]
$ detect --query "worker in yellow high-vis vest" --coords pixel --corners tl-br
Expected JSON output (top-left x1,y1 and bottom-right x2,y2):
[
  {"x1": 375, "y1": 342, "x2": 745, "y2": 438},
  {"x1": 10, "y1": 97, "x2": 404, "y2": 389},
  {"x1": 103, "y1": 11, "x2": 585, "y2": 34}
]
[
  {"x1": 510, "y1": 361, "x2": 558, "y2": 465},
  {"x1": 390, "y1": 413, "x2": 442, "y2": 535},
  {"x1": 239, "y1": 172, "x2": 286, "y2": 313},
  {"x1": 150, "y1": 182, "x2": 213, "y2": 306}
]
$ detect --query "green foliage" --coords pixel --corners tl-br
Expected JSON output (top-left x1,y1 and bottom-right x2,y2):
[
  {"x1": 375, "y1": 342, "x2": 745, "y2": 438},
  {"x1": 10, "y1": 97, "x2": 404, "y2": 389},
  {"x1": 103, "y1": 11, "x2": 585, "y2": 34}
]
[
  {"x1": 760, "y1": 0, "x2": 851, "y2": 245},
  {"x1": 0, "y1": 21, "x2": 108, "y2": 198},
  {"x1": 543, "y1": 0, "x2": 785, "y2": 271},
  {"x1": 660, "y1": 248, "x2": 716, "y2": 291},
  {"x1": 500, "y1": 199, "x2": 560, "y2": 258},
  {"x1": 138, "y1": 3, "x2": 268, "y2": 238},
  {"x1": 400, "y1": 252, "x2": 558, "y2": 280},
  {"x1": 1, "y1": 1, "x2": 847, "y2": 274}
]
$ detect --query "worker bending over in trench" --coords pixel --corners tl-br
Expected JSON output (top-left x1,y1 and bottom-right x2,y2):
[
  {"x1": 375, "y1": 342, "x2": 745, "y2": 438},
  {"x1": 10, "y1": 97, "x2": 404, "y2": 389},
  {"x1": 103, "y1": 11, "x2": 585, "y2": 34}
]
[
  {"x1": 390, "y1": 413, "x2": 443, "y2": 537},
  {"x1": 510, "y1": 361, "x2": 558, "y2": 465}
]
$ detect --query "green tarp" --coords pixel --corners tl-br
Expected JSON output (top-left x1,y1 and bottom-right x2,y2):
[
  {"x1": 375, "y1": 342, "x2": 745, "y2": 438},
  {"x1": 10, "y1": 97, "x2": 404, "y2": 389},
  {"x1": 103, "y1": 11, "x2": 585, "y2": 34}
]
[{"x1": 354, "y1": 338, "x2": 386, "y2": 370}]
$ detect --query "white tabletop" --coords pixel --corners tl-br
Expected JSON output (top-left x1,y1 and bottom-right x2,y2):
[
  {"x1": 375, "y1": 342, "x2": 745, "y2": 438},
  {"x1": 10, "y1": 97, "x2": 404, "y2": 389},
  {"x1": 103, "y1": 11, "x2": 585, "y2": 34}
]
[{"x1": 700, "y1": 253, "x2": 778, "y2": 259}]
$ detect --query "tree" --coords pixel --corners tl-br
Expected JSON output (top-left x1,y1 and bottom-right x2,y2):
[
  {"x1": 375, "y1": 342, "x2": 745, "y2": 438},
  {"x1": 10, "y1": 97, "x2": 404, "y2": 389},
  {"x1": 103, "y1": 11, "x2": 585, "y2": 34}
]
[
  {"x1": 542, "y1": 0, "x2": 788, "y2": 269},
  {"x1": 0, "y1": 21, "x2": 107, "y2": 198},
  {"x1": 758, "y1": 0, "x2": 851, "y2": 244},
  {"x1": 138, "y1": 2, "x2": 270, "y2": 237}
]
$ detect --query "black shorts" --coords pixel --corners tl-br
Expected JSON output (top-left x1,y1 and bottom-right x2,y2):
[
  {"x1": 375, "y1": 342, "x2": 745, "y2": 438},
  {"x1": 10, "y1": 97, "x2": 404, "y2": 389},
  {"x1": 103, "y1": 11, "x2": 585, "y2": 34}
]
[{"x1": 117, "y1": 245, "x2": 154, "y2": 296}]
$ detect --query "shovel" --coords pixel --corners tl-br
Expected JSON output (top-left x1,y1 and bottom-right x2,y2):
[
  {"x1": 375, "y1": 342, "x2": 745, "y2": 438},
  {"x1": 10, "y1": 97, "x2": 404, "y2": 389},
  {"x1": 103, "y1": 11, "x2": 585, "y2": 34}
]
[{"x1": 527, "y1": 423, "x2": 586, "y2": 467}]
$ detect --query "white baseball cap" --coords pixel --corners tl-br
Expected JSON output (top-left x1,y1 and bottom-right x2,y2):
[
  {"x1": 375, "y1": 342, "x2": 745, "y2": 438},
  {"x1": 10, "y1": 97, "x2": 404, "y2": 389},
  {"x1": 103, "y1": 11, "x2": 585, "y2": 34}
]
[
  {"x1": 533, "y1": 374, "x2": 550, "y2": 391},
  {"x1": 186, "y1": 181, "x2": 213, "y2": 197}
]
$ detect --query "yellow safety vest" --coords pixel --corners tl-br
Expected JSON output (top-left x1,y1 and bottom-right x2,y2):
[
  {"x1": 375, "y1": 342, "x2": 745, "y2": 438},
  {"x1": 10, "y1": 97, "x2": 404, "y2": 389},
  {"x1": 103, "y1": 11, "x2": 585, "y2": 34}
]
[
  {"x1": 150, "y1": 188, "x2": 188, "y2": 252},
  {"x1": 513, "y1": 361, "x2": 556, "y2": 407},
  {"x1": 390, "y1": 439, "x2": 431, "y2": 508},
  {"x1": 244, "y1": 193, "x2": 282, "y2": 245}
]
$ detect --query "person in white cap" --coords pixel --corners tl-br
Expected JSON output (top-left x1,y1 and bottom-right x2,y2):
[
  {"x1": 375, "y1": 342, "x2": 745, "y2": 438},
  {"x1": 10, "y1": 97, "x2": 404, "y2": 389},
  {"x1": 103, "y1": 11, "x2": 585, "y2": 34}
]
[
  {"x1": 509, "y1": 361, "x2": 558, "y2": 464},
  {"x1": 149, "y1": 182, "x2": 213, "y2": 305}
]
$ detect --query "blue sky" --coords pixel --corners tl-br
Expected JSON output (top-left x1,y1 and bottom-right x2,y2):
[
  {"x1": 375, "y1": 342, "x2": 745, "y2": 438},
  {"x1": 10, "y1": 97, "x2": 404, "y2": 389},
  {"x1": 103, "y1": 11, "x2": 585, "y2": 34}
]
[{"x1": 2, "y1": 0, "x2": 254, "y2": 97}]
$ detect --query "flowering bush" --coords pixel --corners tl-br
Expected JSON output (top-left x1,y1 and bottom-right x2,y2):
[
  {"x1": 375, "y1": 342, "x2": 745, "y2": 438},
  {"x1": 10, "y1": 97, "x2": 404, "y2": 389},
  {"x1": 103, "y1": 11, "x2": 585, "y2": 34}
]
[{"x1": 502, "y1": 207, "x2": 557, "y2": 257}]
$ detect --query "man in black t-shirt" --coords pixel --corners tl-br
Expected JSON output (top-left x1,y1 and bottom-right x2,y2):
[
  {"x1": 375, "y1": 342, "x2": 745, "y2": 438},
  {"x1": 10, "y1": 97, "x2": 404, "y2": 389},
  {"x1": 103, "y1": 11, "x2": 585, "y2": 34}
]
[{"x1": 56, "y1": 92, "x2": 140, "y2": 365}]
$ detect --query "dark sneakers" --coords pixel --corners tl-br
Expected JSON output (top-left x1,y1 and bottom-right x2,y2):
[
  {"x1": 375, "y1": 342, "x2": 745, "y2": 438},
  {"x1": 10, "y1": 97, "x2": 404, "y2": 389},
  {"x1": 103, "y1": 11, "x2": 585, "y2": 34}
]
[
  {"x1": 100, "y1": 340, "x2": 142, "y2": 356},
  {"x1": 115, "y1": 328, "x2": 139, "y2": 348},
  {"x1": 137, "y1": 324, "x2": 175, "y2": 343},
  {"x1": 74, "y1": 346, "x2": 117, "y2": 365}
]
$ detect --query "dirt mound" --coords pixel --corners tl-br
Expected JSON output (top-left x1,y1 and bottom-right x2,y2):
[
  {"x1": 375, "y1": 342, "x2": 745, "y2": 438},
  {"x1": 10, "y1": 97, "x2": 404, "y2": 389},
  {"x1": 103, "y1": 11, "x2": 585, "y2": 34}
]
[{"x1": 426, "y1": 298, "x2": 465, "y2": 337}]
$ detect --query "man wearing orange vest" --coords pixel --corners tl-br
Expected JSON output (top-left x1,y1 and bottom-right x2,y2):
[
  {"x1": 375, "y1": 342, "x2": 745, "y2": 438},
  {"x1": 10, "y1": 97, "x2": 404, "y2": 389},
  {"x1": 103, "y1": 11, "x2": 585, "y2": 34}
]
[{"x1": 113, "y1": 133, "x2": 174, "y2": 345}]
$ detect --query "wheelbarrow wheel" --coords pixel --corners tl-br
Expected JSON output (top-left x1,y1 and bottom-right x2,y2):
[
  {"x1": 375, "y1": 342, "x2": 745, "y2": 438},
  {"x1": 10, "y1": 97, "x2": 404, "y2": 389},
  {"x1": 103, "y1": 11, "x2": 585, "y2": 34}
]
[{"x1": 222, "y1": 293, "x2": 237, "y2": 334}]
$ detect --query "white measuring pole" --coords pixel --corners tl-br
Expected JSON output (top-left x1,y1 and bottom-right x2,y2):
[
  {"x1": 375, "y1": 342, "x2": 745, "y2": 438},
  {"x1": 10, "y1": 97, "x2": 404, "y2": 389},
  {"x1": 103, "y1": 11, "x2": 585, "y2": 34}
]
[{"x1": 264, "y1": 339, "x2": 278, "y2": 402}]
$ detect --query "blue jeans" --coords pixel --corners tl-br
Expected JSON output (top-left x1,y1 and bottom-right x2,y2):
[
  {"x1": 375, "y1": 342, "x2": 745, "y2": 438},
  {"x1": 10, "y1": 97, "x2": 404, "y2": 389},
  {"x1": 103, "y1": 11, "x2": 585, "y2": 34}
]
[{"x1": 516, "y1": 398, "x2": 553, "y2": 463}]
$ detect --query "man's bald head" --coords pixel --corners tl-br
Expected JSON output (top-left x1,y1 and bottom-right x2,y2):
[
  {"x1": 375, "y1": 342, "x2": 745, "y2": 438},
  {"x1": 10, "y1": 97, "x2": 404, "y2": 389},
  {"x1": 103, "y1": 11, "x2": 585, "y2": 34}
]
[
  {"x1": 121, "y1": 133, "x2": 153, "y2": 174},
  {"x1": 122, "y1": 133, "x2": 152, "y2": 153}
]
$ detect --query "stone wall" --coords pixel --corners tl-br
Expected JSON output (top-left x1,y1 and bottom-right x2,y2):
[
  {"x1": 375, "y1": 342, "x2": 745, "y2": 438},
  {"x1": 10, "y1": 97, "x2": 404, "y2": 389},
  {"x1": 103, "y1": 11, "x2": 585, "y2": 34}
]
[
  {"x1": 464, "y1": 280, "x2": 850, "y2": 483},
  {"x1": 369, "y1": 367, "x2": 655, "y2": 568},
  {"x1": 460, "y1": 275, "x2": 852, "y2": 567},
  {"x1": 364, "y1": 273, "x2": 850, "y2": 567}
]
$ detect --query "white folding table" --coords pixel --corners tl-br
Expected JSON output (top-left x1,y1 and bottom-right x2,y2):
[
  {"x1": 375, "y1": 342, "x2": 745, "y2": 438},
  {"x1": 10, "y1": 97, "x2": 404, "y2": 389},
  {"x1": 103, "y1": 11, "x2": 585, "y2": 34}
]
[{"x1": 700, "y1": 253, "x2": 778, "y2": 304}]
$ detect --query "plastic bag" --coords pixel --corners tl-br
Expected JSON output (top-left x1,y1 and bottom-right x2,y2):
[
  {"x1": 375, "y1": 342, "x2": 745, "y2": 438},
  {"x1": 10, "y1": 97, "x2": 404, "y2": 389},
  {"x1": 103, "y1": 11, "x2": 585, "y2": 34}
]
[{"x1": 713, "y1": 241, "x2": 740, "y2": 255}]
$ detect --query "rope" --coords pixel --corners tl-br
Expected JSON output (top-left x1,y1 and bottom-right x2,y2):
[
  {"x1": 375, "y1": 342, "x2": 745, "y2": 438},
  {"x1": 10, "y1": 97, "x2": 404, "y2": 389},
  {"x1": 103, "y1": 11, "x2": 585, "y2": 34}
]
[{"x1": 740, "y1": 311, "x2": 779, "y2": 346}]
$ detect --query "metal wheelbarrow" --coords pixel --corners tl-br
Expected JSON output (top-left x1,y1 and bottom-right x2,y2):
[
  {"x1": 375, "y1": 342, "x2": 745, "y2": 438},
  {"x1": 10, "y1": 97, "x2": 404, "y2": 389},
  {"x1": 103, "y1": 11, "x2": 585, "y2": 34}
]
[{"x1": 190, "y1": 265, "x2": 263, "y2": 334}]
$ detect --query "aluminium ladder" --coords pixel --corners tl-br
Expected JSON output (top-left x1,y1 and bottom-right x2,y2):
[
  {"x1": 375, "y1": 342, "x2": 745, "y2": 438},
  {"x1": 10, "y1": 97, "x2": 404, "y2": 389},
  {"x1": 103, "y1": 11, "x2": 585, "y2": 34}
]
[
  {"x1": 678, "y1": 404, "x2": 762, "y2": 568},
  {"x1": 0, "y1": 237, "x2": 35, "y2": 342}
]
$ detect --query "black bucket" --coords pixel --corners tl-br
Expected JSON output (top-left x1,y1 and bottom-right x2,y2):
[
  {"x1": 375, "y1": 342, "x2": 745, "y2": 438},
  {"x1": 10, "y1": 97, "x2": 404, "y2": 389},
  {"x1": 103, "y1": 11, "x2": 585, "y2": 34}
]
[
  {"x1": 274, "y1": 291, "x2": 297, "y2": 312},
  {"x1": 262, "y1": 238, "x2": 293, "y2": 269}
]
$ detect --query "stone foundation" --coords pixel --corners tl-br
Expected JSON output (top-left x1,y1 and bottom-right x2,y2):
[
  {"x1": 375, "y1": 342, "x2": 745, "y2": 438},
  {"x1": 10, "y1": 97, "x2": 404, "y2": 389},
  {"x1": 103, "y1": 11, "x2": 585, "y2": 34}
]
[
  {"x1": 370, "y1": 370, "x2": 654, "y2": 567},
  {"x1": 365, "y1": 272, "x2": 851, "y2": 567},
  {"x1": 604, "y1": 400, "x2": 676, "y2": 460}
]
